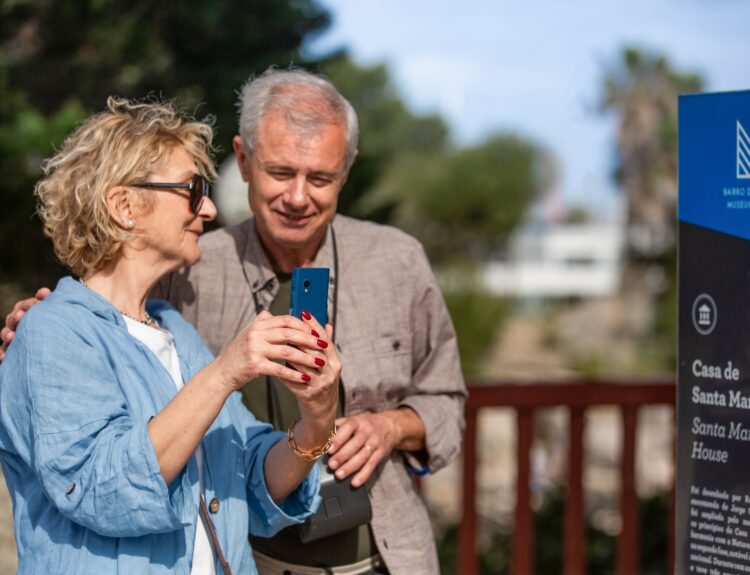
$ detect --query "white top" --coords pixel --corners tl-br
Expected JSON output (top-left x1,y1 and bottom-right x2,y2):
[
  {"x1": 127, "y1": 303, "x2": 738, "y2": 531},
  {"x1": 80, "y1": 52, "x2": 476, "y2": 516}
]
[{"x1": 124, "y1": 317, "x2": 215, "y2": 575}]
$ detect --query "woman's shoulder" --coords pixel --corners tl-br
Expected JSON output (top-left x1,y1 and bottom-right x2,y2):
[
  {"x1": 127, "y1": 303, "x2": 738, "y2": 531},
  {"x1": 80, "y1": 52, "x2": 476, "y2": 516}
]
[
  {"x1": 19, "y1": 276, "x2": 120, "y2": 335},
  {"x1": 2, "y1": 288, "x2": 112, "y2": 380},
  {"x1": 19, "y1": 291, "x2": 97, "y2": 341}
]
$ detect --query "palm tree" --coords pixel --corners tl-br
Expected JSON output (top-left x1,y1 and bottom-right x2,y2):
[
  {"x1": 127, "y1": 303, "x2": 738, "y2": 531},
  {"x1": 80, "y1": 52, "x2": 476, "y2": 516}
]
[{"x1": 601, "y1": 47, "x2": 703, "y2": 257}]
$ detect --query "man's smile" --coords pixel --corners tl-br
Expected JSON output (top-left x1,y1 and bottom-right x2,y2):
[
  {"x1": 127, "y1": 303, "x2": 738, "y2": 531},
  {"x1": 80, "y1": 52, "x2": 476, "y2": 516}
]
[{"x1": 274, "y1": 210, "x2": 315, "y2": 226}]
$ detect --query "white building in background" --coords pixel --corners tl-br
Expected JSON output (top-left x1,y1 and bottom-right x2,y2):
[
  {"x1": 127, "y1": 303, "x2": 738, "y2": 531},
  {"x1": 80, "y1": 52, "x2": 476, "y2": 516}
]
[{"x1": 482, "y1": 222, "x2": 625, "y2": 299}]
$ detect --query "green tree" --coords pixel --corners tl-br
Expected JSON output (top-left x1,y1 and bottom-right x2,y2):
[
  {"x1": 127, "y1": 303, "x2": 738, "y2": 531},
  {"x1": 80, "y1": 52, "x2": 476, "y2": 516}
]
[
  {"x1": 319, "y1": 56, "x2": 449, "y2": 218},
  {"x1": 359, "y1": 134, "x2": 549, "y2": 265},
  {"x1": 1, "y1": 0, "x2": 330, "y2": 151},
  {"x1": 0, "y1": 0, "x2": 331, "y2": 293},
  {"x1": 601, "y1": 46, "x2": 703, "y2": 257}
]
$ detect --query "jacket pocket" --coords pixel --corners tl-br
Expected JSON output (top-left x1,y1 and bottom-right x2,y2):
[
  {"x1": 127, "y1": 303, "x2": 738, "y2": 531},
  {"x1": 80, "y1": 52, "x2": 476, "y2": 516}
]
[{"x1": 371, "y1": 333, "x2": 413, "y2": 401}]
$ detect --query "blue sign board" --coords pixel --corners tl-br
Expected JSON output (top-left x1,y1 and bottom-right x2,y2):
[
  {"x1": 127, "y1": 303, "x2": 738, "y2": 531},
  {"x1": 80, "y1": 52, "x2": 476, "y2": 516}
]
[{"x1": 678, "y1": 90, "x2": 750, "y2": 574}]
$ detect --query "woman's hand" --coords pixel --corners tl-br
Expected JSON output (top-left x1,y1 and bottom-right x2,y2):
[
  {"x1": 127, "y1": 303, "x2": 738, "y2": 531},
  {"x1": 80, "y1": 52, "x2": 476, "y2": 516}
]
[
  {"x1": 260, "y1": 311, "x2": 341, "y2": 503},
  {"x1": 283, "y1": 311, "x2": 340, "y2": 422},
  {"x1": 212, "y1": 310, "x2": 329, "y2": 392}
]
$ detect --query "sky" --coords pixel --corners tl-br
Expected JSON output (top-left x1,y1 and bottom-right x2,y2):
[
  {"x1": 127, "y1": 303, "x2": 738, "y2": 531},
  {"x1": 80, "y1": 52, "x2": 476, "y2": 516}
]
[{"x1": 305, "y1": 0, "x2": 750, "y2": 219}]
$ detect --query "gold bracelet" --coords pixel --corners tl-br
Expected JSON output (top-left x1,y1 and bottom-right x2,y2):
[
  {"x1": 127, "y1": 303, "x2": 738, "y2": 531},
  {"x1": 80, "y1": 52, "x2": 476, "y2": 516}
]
[{"x1": 287, "y1": 418, "x2": 337, "y2": 462}]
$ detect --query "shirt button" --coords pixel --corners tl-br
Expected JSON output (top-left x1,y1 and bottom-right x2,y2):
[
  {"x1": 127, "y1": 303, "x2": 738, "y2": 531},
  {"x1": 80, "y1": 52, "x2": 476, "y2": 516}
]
[
  {"x1": 65, "y1": 482, "x2": 76, "y2": 495},
  {"x1": 209, "y1": 498, "x2": 220, "y2": 514}
]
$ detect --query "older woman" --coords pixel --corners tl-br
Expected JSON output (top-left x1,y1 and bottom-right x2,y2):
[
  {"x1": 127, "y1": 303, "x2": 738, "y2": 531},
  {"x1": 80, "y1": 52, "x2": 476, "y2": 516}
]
[{"x1": 0, "y1": 97, "x2": 339, "y2": 574}]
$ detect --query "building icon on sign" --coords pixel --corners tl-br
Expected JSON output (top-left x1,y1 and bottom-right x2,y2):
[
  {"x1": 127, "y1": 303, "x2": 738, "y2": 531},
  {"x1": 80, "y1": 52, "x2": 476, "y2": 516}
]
[
  {"x1": 698, "y1": 304, "x2": 711, "y2": 326},
  {"x1": 692, "y1": 294, "x2": 717, "y2": 336},
  {"x1": 738, "y1": 120, "x2": 750, "y2": 179}
]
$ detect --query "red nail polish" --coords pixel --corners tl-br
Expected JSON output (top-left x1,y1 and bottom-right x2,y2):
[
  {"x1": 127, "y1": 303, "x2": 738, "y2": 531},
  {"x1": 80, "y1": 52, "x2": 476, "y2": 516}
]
[
  {"x1": 301, "y1": 373, "x2": 311, "y2": 382},
  {"x1": 317, "y1": 339, "x2": 328, "y2": 349},
  {"x1": 301, "y1": 310, "x2": 312, "y2": 320},
  {"x1": 311, "y1": 329, "x2": 320, "y2": 338},
  {"x1": 315, "y1": 357, "x2": 325, "y2": 367}
]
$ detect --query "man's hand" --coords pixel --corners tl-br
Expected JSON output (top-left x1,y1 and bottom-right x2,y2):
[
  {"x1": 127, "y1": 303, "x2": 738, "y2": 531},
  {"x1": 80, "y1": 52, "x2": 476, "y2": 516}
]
[
  {"x1": 327, "y1": 407, "x2": 426, "y2": 488},
  {"x1": 0, "y1": 288, "x2": 50, "y2": 362}
]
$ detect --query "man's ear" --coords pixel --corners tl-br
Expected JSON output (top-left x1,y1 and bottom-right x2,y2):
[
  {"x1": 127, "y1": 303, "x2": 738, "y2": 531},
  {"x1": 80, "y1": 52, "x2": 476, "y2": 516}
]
[
  {"x1": 233, "y1": 136, "x2": 251, "y2": 182},
  {"x1": 106, "y1": 186, "x2": 136, "y2": 230}
]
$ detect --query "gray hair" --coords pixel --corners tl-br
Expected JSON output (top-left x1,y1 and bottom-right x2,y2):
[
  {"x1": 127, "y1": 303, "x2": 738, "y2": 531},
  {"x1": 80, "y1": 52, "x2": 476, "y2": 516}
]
[{"x1": 237, "y1": 67, "x2": 359, "y2": 171}]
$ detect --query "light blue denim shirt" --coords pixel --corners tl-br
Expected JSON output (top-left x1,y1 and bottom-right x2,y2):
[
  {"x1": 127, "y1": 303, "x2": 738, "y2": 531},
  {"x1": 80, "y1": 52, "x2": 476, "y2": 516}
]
[{"x1": 0, "y1": 277, "x2": 320, "y2": 574}]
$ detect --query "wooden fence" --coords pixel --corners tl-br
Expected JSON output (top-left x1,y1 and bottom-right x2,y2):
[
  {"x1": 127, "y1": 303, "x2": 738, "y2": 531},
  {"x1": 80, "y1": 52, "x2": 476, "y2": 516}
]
[{"x1": 457, "y1": 379, "x2": 676, "y2": 575}]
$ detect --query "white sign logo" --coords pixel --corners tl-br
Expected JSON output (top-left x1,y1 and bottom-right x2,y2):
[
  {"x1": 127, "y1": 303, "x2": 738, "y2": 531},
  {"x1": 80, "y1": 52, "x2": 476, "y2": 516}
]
[
  {"x1": 692, "y1": 293, "x2": 717, "y2": 336},
  {"x1": 738, "y1": 120, "x2": 750, "y2": 179}
]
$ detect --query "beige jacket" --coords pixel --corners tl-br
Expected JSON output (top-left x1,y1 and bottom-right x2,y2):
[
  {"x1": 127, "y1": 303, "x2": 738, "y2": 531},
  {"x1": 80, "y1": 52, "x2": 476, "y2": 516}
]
[{"x1": 154, "y1": 215, "x2": 467, "y2": 575}]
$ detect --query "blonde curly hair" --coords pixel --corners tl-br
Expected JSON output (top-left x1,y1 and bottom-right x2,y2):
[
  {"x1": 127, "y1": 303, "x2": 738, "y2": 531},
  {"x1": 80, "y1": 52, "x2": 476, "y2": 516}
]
[{"x1": 35, "y1": 96, "x2": 217, "y2": 277}]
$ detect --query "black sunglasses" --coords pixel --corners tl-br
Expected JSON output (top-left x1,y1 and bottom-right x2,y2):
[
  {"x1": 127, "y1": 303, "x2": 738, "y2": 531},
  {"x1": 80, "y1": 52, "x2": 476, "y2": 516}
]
[{"x1": 131, "y1": 173, "x2": 210, "y2": 214}]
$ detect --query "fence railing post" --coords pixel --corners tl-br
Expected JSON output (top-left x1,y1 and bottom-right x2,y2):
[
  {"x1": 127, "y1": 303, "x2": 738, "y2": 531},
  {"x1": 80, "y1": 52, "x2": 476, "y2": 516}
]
[
  {"x1": 616, "y1": 405, "x2": 639, "y2": 575},
  {"x1": 512, "y1": 408, "x2": 534, "y2": 575},
  {"x1": 564, "y1": 407, "x2": 586, "y2": 575},
  {"x1": 458, "y1": 405, "x2": 479, "y2": 575}
]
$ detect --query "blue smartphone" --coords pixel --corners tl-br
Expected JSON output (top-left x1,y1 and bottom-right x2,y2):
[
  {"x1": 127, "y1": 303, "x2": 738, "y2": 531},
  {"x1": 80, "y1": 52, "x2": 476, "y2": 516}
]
[{"x1": 290, "y1": 268, "x2": 330, "y2": 325}]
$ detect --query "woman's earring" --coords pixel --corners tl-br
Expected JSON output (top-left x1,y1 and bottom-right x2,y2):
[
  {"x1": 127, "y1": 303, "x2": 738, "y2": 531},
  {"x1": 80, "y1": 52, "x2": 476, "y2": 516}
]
[{"x1": 127, "y1": 219, "x2": 135, "y2": 229}]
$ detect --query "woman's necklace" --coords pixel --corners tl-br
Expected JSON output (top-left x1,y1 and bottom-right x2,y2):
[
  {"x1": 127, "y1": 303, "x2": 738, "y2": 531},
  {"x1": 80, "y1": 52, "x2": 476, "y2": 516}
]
[{"x1": 78, "y1": 277, "x2": 155, "y2": 327}]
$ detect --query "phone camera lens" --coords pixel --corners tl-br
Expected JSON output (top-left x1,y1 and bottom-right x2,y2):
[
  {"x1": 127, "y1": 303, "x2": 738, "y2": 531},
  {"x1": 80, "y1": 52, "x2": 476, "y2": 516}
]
[{"x1": 303, "y1": 280, "x2": 311, "y2": 288}]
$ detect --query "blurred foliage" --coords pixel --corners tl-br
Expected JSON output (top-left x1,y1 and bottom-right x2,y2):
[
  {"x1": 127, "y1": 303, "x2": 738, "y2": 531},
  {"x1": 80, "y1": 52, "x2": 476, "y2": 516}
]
[
  {"x1": 443, "y1": 287, "x2": 507, "y2": 376},
  {"x1": 570, "y1": 354, "x2": 607, "y2": 378},
  {"x1": 437, "y1": 488, "x2": 670, "y2": 574},
  {"x1": 0, "y1": 0, "x2": 330, "y2": 290},
  {"x1": 356, "y1": 134, "x2": 546, "y2": 265},
  {"x1": 320, "y1": 57, "x2": 449, "y2": 218},
  {"x1": 0, "y1": 87, "x2": 83, "y2": 287},
  {"x1": 1, "y1": 0, "x2": 330, "y2": 153},
  {"x1": 644, "y1": 251, "x2": 678, "y2": 371},
  {"x1": 565, "y1": 205, "x2": 594, "y2": 224},
  {"x1": 601, "y1": 45, "x2": 702, "y2": 259}
]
